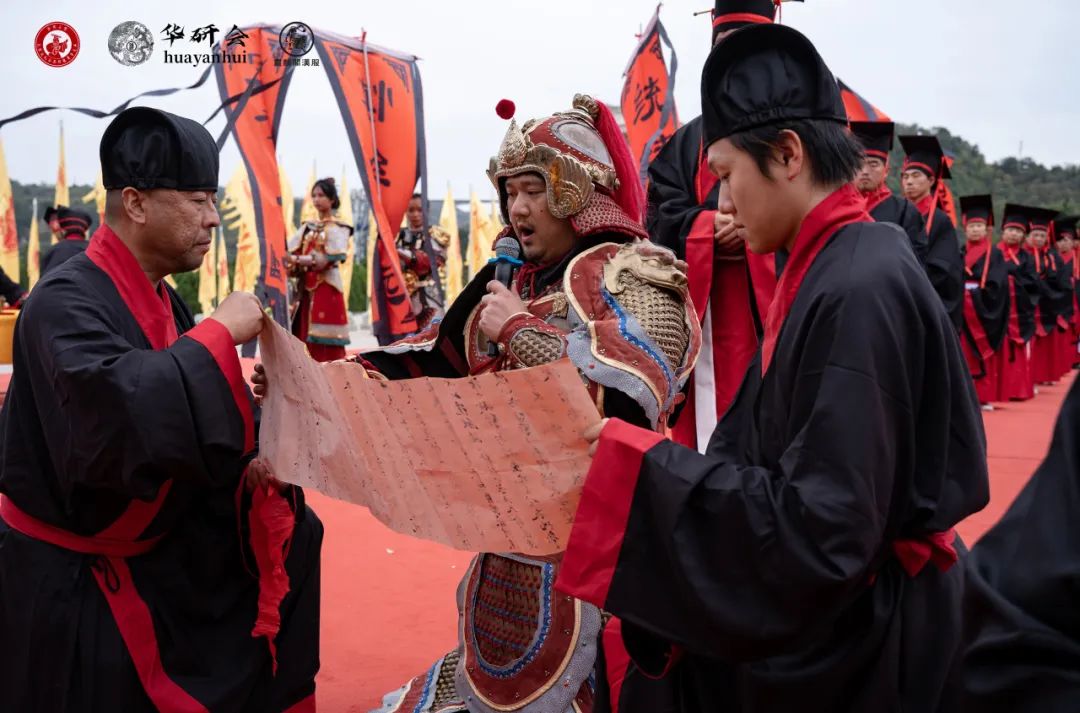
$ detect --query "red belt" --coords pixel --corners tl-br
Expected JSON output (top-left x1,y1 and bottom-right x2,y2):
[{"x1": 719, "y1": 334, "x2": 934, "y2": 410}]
[
  {"x1": 0, "y1": 496, "x2": 161, "y2": 557},
  {"x1": 892, "y1": 528, "x2": 958, "y2": 577},
  {"x1": 0, "y1": 495, "x2": 210, "y2": 713}
]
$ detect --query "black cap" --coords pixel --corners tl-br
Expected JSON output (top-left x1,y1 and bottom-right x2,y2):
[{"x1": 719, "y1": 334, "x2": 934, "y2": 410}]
[
  {"x1": 1052, "y1": 215, "x2": 1077, "y2": 240},
  {"x1": 1023, "y1": 206, "x2": 1058, "y2": 234},
  {"x1": 701, "y1": 23, "x2": 846, "y2": 148},
  {"x1": 1002, "y1": 203, "x2": 1029, "y2": 233},
  {"x1": 43, "y1": 205, "x2": 61, "y2": 222},
  {"x1": 899, "y1": 134, "x2": 950, "y2": 180},
  {"x1": 712, "y1": 0, "x2": 777, "y2": 40},
  {"x1": 100, "y1": 107, "x2": 219, "y2": 192},
  {"x1": 850, "y1": 121, "x2": 894, "y2": 159},
  {"x1": 959, "y1": 195, "x2": 993, "y2": 226},
  {"x1": 57, "y1": 207, "x2": 92, "y2": 236}
]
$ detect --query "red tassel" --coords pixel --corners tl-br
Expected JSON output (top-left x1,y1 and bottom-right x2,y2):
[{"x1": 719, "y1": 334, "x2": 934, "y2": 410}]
[
  {"x1": 594, "y1": 101, "x2": 646, "y2": 223},
  {"x1": 495, "y1": 99, "x2": 516, "y2": 120},
  {"x1": 249, "y1": 484, "x2": 296, "y2": 674}
]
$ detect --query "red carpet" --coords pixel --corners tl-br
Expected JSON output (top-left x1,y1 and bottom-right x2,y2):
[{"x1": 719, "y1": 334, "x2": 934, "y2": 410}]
[{"x1": 312, "y1": 371, "x2": 1076, "y2": 712}]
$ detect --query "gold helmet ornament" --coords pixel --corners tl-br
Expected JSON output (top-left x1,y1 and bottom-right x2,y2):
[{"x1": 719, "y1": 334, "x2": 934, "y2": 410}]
[{"x1": 486, "y1": 95, "x2": 647, "y2": 239}]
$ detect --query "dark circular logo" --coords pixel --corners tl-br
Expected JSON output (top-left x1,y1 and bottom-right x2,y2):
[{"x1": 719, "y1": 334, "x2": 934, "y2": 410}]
[
  {"x1": 108, "y1": 21, "x2": 154, "y2": 67},
  {"x1": 279, "y1": 22, "x2": 314, "y2": 57},
  {"x1": 35, "y1": 22, "x2": 80, "y2": 67}
]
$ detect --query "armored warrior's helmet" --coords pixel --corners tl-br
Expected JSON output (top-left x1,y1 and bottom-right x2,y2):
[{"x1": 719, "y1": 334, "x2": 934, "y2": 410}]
[{"x1": 487, "y1": 95, "x2": 647, "y2": 241}]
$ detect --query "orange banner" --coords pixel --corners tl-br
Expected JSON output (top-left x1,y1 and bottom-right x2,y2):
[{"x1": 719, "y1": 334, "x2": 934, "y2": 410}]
[
  {"x1": 621, "y1": 10, "x2": 679, "y2": 184},
  {"x1": 214, "y1": 26, "x2": 293, "y2": 328},
  {"x1": 315, "y1": 33, "x2": 420, "y2": 342}
]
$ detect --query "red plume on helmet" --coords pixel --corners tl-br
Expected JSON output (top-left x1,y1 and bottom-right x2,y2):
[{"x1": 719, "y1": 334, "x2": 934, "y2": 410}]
[
  {"x1": 594, "y1": 101, "x2": 645, "y2": 224},
  {"x1": 495, "y1": 99, "x2": 516, "y2": 120}
]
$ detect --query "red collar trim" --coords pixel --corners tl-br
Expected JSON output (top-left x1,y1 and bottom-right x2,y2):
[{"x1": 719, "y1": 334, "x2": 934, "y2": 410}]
[
  {"x1": 1002, "y1": 243, "x2": 1022, "y2": 264},
  {"x1": 761, "y1": 184, "x2": 871, "y2": 375},
  {"x1": 965, "y1": 240, "x2": 992, "y2": 287},
  {"x1": 86, "y1": 225, "x2": 178, "y2": 350},
  {"x1": 862, "y1": 183, "x2": 893, "y2": 213},
  {"x1": 914, "y1": 193, "x2": 934, "y2": 217}
]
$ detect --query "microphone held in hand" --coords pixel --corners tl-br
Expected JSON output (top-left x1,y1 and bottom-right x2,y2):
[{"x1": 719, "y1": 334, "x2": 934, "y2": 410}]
[{"x1": 487, "y1": 236, "x2": 523, "y2": 357}]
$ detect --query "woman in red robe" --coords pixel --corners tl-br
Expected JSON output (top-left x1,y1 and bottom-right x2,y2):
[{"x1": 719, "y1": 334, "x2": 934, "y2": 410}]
[
  {"x1": 1052, "y1": 216, "x2": 1078, "y2": 375},
  {"x1": 958, "y1": 195, "x2": 1009, "y2": 407},
  {"x1": 286, "y1": 178, "x2": 352, "y2": 362},
  {"x1": 1024, "y1": 207, "x2": 1067, "y2": 385},
  {"x1": 997, "y1": 205, "x2": 1040, "y2": 401}
]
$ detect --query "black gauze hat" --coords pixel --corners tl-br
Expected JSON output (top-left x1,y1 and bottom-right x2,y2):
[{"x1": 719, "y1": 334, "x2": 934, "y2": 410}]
[
  {"x1": 57, "y1": 206, "x2": 92, "y2": 234},
  {"x1": 100, "y1": 107, "x2": 219, "y2": 192},
  {"x1": 959, "y1": 194, "x2": 993, "y2": 226},
  {"x1": 1002, "y1": 204, "x2": 1028, "y2": 233},
  {"x1": 701, "y1": 23, "x2": 846, "y2": 148},
  {"x1": 850, "y1": 121, "x2": 894, "y2": 160}
]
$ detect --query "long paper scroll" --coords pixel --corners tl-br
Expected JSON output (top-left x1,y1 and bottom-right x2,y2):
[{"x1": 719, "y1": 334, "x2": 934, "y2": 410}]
[{"x1": 258, "y1": 319, "x2": 601, "y2": 555}]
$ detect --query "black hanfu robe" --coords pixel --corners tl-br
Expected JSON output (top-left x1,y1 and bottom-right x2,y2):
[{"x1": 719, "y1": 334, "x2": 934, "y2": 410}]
[
  {"x1": 41, "y1": 235, "x2": 89, "y2": 276},
  {"x1": 961, "y1": 240, "x2": 1010, "y2": 381},
  {"x1": 556, "y1": 185, "x2": 990, "y2": 713},
  {"x1": 963, "y1": 375, "x2": 1080, "y2": 711},
  {"x1": 914, "y1": 194, "x2": 965, "y2": 329},
  {"x1": 0, "y1": 226, "x2": 322, "y2": 713},
  {"x1": 863, "y1": 185, "x2": 928, "y2": 264}
]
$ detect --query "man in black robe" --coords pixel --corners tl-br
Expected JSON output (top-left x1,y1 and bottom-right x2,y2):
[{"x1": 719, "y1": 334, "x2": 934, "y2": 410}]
[
  {"x1": 41, "y1": 205, "x2": 93, "y2": 275},
  {"x1": 958, "y1": 194, "x2": 1010, "y2": 407},
  {"x1": 963, "y1": 375, "x2": 1080, "y2": 711},
  {"x1": 0, "y1": 107, "x2": 322, "y2": 712},
  {"x1": 556, "y1": 24, "x2": 989, "y2": 713},
  {"x1": 849, "y1": 120, "x2": 927, "y2": 262},
  {"x1": 899, "y1": 134, "x2": 965, "y2": 328},
  {"x1": 644, "y1": 0, "x2": 784, "y2": 452}
]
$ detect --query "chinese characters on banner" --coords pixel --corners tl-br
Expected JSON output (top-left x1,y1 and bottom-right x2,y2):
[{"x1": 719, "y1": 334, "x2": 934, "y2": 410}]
[
  {"x1": 213, "y1": 25, "x2": 293, "y2": 330},
  {"x1": 621, "y1": 9, "x2": 679, "y2": 185},
  {"x1": 314, "y1": 33, "x2": 423, "y2": 342}
]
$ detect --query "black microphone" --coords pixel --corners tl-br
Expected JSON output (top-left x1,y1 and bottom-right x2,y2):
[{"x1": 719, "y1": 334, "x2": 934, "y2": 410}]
[{"x1": 488, "y1": 236, "x2": 522, "y2": 357}]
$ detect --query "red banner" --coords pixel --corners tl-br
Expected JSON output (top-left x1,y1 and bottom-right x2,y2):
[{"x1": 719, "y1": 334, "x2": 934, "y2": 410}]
[
  {"x1": 315, "y1": 32, "x2": 420, "y2": 342},
  {"x1": 214, "y1": 26, "x2": 294, "y2": 328},
  {"x1": 838, "y1": 79, "x2": 891, "y2": 123},
  {"x1": 621, "y1": 10, "x2": 679, "y2": 185}
]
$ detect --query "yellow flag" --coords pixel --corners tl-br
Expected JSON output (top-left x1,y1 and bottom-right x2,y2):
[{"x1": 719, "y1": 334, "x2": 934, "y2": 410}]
[
  {"x1": 53, "y1": 123, "x2": 69, "y2": 245},
  {"x1": 338, "y1": 170, "x2": 355, "y2": 306},
  {"x1": 366, "y1": 210, "x2": 377, "y2": 307},
  {"x1": 197, "y1": 226, "x2": 217, "y2": 314},
  {"x1": 164, "y1": 274, "x2": 177, "y2": 289},
  {"x1": 216, "y1": 228, "x2": 230, "y2": 304},
  {"x1": 27, "y1": 198, "x2": 40, "y2": 289},
  {"x1": 440, "y1": 186, "x2": 463, "y2": 303},
  {"x1": 299, "y1": 162, "x2": 318, "y2": 224},
  {"x1": 0, "y1": 139, "x2": 20, "y2": 282},
  {"x1": 221, "y1": 165, "x2": 260, "y2": 294},
  {"x1": 468, "y1": 190, "x2": 497, "y2": 279},
  {"x1": 279, "y1": 164, "x2": 296, "y2": 235},
  {"x1": 82, "y1": 171, "x2": 106, "y2": 227}
]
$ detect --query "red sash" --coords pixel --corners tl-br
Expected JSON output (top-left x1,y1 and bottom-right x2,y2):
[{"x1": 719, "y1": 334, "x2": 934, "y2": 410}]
[{"x1": 962, "y1": 242, "x2": 994, "y2": 369}]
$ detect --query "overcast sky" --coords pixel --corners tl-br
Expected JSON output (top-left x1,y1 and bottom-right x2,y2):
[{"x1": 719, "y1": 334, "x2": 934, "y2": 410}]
[{"x1": 3, "y1": 0, "x2": 1076, "y2": 203}]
